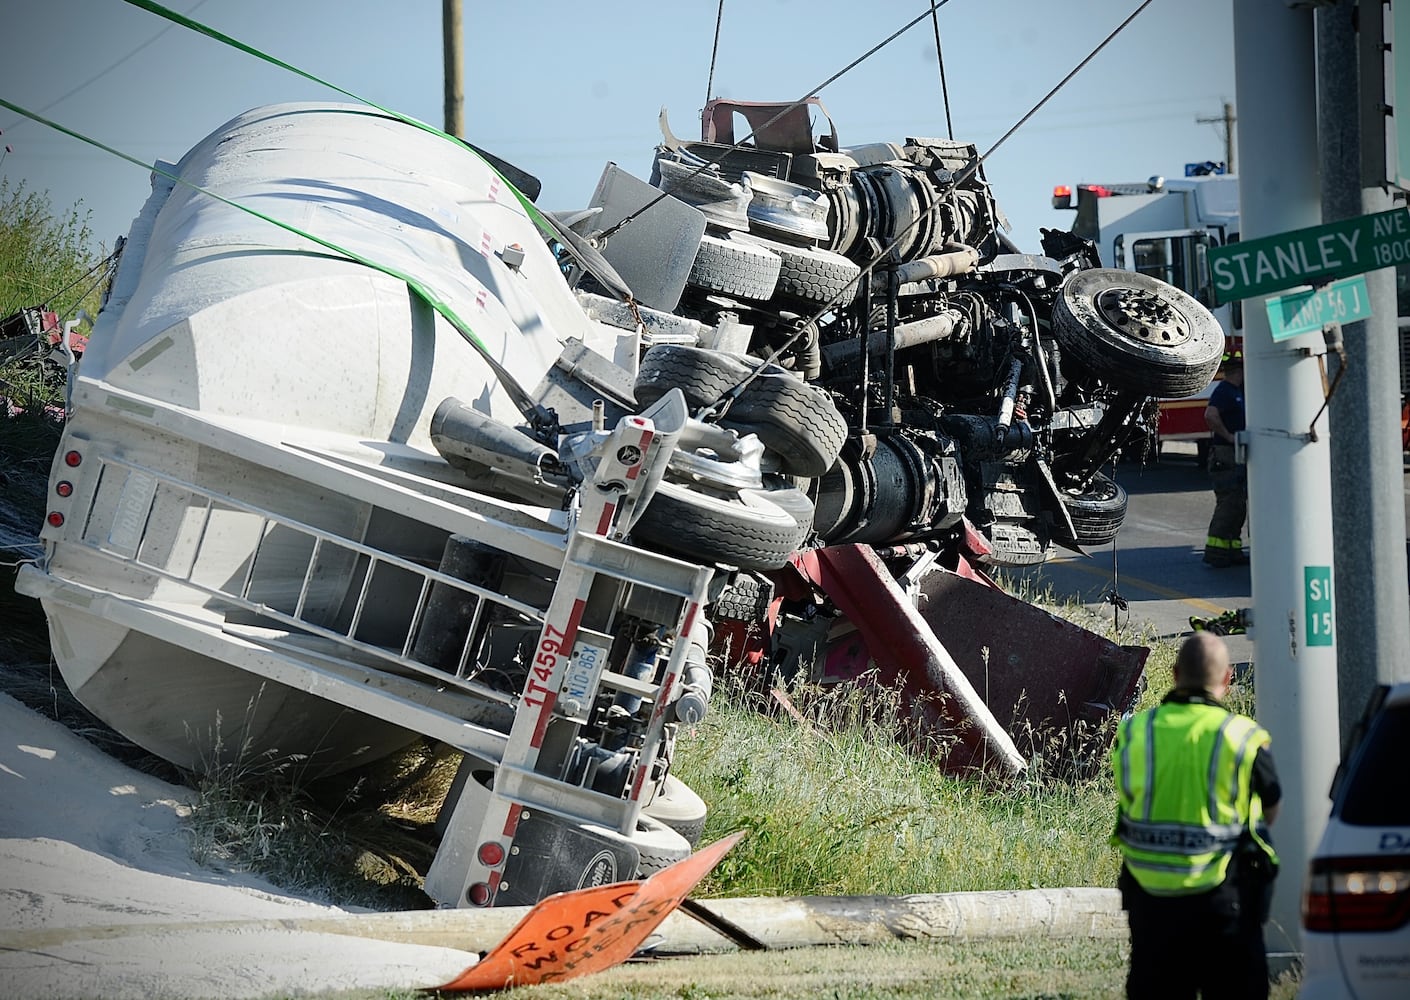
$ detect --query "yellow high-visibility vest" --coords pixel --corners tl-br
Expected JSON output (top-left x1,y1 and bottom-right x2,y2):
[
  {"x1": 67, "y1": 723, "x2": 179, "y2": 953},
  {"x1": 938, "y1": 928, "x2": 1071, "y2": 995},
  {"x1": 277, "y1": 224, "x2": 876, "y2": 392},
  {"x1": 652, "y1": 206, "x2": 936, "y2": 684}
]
[{"x1": 1111, "y1": 697, "x2": 1277, "y2": 896}]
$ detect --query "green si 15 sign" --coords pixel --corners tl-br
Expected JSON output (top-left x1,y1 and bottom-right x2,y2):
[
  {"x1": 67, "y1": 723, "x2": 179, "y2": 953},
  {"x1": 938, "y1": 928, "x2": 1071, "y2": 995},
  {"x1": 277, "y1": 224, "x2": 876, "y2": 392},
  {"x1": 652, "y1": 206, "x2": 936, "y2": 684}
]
[
  {"x1": 1305, "y1": 566, "x2": 1334, "y2": 648},
  {"x1": 1209, "y1": 208, "x2": 1410, "y2": 304}
]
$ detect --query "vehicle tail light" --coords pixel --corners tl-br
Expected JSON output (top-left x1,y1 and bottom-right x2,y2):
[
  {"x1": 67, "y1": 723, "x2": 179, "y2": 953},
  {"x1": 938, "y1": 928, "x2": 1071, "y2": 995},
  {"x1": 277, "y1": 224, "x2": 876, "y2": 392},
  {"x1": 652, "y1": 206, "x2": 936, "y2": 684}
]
[
  {"x1": 1304, "y1": 855, "x2": 1410, "y2": 932},
  {"x1": 1085, "y1": 184, "x2": 1113, "y2": 198},
  {"x1": 63, "y1": 450, "x2": 82, "y2": 467},
  {"x1": 467, "y1": 881, "x2": 492, "y2": 906},
  {"x1": 477, "y1": 841, "x2": 505, "y2": 867},
  {"x1": 1051, "y1": 184, "x2": 1073, "y2": 210},
  {"x1": 56, "y1": 481, "x2": 73, "y2": 497},
  {"x1": 46, "y1": 512, "x2": 65, "y2": 527}
]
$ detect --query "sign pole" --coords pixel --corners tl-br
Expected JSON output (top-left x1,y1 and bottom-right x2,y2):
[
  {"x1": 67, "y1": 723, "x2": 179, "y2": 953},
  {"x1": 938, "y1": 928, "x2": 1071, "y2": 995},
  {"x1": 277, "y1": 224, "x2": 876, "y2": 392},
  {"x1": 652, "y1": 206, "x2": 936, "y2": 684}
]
[
  {"x1": 1233, "y1": 0, "x2": 1340, "y2": 965},
  {"x1": 1319, "y1": 2, "x2": 1410, "y2": 739}
]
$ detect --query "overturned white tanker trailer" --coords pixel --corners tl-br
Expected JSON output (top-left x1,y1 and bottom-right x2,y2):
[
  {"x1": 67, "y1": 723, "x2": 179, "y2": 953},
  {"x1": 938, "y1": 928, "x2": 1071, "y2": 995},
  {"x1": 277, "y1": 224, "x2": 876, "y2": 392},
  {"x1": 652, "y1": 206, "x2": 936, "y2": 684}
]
[{"x1": 17, "y1": 98, "x2": 1220, "y2": 907}]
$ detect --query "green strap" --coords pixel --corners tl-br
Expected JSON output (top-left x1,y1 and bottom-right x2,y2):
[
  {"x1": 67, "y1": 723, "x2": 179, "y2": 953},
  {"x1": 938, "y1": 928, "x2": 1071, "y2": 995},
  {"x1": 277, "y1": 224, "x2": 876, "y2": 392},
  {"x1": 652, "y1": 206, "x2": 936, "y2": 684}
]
[
  {"x1": 0, "y1": 95, "x2": 544, "y2": 420},
  {"x1": 118, "y1": 0, "x2": 554, "y2": 238}
]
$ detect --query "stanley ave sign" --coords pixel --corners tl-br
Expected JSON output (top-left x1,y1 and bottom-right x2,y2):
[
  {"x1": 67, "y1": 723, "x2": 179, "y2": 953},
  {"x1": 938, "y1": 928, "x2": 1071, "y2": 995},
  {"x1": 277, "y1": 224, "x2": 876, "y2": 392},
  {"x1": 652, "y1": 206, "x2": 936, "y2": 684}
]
[{"x1": 1208, "y1": 207, "x2": 1410, "y2": 305}]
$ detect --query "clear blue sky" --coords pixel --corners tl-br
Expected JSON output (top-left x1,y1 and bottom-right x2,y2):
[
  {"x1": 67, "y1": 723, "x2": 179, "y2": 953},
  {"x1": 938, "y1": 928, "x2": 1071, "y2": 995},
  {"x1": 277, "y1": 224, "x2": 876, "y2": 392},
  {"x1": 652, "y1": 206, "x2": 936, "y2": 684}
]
[{"x1": 1, "y1": 0, "x2": 1236, "y2": 261}]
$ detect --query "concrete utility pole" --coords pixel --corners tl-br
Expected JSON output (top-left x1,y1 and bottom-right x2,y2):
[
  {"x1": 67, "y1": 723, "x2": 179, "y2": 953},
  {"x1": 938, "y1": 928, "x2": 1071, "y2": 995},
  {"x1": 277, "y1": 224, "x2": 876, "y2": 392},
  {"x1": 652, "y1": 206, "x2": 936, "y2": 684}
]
[
  {"x1": 443, "y1": 0, "x2": 464, "y2": 138},
  {"x1": 1232, "y1": 0, "x2": 1341, "y2": 963},
  {"x1": 1196, "y1": 101, "x2": 1237, "y2": 173},
  {"x1": 1318, "y1": 1, "x2": 1410, "y2": 743}
]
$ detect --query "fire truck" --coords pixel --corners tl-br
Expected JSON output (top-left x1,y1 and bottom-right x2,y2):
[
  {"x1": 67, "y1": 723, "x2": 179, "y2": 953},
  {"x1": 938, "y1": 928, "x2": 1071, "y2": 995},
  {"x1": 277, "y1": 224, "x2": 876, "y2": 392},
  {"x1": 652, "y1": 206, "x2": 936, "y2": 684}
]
[{"x1": 1051, "y1": 164, "x2": 1241, "y2": 461}]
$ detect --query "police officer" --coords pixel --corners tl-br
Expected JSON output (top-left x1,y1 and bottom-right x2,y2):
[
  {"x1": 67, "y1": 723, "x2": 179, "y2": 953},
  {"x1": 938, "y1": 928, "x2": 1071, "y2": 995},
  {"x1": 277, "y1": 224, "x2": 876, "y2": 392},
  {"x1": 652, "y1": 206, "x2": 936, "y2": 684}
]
[
  {"x1": 1203, "y1": 353, "x2": 1248, "y2": 567},
  {"x1": 1111, "y1": 632, "x2": 1281, "y2": 999}
]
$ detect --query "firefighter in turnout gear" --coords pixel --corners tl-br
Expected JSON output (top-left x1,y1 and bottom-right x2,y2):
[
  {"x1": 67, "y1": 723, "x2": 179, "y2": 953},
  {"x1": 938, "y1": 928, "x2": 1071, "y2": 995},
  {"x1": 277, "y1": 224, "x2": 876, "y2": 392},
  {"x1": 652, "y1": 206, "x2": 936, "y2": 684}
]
[
  {"x1": 1203, "y1": 353, "x2": 1248, "y2": 567},
  {"x1": 1111, "y1": 632, "x2": 1282, "y2": 999}
]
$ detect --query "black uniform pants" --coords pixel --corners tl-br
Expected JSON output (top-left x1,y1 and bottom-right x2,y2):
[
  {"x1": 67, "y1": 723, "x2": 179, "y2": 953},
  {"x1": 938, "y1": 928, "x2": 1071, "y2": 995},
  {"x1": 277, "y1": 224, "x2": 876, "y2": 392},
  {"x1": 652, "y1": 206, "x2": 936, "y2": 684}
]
[
  {"x1": 1121, "y1": 868, "x2": 1269, "y2": 1000},
  {"x1": 1206, "y1": 443, "x2": 1248, "y2": 545}
]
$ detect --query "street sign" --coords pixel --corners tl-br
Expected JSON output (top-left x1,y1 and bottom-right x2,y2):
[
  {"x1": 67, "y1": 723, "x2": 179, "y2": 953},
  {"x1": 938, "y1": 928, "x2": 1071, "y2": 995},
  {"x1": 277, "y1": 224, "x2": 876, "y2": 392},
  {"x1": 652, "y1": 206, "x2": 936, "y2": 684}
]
[
  {"x1": 1305, "y1": 566, "x2": 1334, "y2": 649},
  {"x1": 1264, "y1": 275, "x2": 1373, "y2": 342},
  {"x1": 1208, "y1": 207, "x2": 1410, "y2": 304}
]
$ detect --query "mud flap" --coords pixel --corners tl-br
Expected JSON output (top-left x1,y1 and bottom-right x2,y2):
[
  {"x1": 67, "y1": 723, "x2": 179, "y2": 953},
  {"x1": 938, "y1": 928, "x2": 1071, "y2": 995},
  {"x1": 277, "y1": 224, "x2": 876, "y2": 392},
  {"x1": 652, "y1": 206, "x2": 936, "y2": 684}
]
[{"x1": 492, "y1": 810, "x2": 640, "y2": 907}]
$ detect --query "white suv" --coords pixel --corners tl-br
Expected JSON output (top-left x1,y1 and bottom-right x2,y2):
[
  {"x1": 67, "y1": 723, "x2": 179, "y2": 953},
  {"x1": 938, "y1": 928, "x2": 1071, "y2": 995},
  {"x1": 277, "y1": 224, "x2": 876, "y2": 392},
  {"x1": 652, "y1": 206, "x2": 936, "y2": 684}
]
[{"x1": 1300, "y1": 682, "x2": 1410, "y2": 998}]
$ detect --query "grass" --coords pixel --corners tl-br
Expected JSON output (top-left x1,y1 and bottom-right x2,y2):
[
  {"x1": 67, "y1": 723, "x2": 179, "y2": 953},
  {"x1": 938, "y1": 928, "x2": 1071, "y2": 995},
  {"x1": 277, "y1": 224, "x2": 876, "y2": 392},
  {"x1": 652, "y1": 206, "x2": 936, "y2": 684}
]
[
  {"x1": 672, "y1": 678, "x2": 1126, "y2": 899},
  {"x1": 179, "y1": 720, "x2": 457, "y2": 911},
  {"x1": 294, "y1": 940, "x2": 1301, "y2": 1000},
  {"x1": 0, "y1": 177, "x2": 107, "y2": 323}
]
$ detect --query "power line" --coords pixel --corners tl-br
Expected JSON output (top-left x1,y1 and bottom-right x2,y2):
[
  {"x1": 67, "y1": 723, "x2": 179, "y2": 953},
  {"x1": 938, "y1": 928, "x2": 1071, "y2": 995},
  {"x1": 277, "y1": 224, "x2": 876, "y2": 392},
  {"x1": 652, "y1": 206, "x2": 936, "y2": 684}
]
[
  {"x1": 1, "y1": 0, "x2": 212, "y2": 133},
  {"x1": 705, "y1": 0, "x2": 725, "y2": 110}
]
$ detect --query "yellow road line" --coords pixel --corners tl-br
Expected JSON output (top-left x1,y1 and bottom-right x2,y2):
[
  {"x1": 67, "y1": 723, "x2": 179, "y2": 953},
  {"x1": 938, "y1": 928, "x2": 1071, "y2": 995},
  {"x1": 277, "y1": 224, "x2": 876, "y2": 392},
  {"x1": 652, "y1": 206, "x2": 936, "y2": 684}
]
[{"x1": 1047, "y1": 557, "x2": 1229, "y2": 615}]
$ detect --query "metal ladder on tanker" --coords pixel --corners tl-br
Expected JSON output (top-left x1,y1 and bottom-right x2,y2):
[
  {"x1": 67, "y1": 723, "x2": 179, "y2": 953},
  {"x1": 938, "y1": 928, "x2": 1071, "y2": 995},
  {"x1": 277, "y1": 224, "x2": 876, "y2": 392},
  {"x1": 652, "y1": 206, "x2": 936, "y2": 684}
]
[
  {"x1": 424, "y1": 400, "x2": 717, "y2": 907},
  {"x1": 54, "y1": 394, "x2": 713, "y2": 906}
]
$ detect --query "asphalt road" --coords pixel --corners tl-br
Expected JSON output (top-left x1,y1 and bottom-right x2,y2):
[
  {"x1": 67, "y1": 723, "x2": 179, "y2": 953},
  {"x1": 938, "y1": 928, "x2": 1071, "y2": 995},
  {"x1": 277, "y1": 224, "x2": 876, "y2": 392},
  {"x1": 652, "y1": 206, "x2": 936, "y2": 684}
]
[
  {"x1": 1008, "y1": 444, "x2": 1410, "y2": 668},
  {"x1": 1009, "y1": 445, "x2": 1256, "y2": 663}
]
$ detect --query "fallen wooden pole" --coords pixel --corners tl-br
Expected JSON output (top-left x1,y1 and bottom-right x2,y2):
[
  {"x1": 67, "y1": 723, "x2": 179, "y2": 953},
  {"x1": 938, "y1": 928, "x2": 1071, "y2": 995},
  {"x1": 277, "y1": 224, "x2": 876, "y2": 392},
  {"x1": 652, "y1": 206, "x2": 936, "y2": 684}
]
[{"x1": 0, "y1": 887, "x2": 1126, "y2": 956}]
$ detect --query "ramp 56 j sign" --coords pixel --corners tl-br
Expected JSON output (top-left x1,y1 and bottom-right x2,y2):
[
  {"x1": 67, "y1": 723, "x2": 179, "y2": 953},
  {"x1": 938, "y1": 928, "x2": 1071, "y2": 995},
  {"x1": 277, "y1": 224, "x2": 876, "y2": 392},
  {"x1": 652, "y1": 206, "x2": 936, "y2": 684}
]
[{"x1": 1209, "y1": 207, "x2": 1410, "y2": 305}]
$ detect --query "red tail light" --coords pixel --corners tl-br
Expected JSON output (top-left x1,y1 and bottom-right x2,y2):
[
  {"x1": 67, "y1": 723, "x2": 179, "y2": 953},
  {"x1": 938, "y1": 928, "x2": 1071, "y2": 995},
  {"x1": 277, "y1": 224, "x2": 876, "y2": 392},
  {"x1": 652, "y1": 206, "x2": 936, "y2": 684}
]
[
  {"x1": 1304, "y1": 855, "x2": 1410, "y2": 932},
  {"x1": 1088, "y1": 184, "x2": 1114, "y2": 198}
]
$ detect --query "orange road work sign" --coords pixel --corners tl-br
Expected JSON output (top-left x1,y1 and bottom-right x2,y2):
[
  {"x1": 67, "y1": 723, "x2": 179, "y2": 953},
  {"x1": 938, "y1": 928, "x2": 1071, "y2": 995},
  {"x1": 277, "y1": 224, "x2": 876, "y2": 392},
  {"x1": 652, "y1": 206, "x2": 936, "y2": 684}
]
[{"x1": 434, "y1": 831, "x2": 745, "y2": 991}]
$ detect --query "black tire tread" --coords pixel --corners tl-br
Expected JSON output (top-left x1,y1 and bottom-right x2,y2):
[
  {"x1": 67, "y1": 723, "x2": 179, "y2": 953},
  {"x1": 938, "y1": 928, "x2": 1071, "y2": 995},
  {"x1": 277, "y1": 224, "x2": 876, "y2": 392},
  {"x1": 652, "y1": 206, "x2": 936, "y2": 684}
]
[
  {"x1": 737, "y1": 234, "x2": 861, "y2": 307},
  {"x1": 1052, "y1": 473, "x2": 1128, "y2": 547},
  {"x1": 724, "y1": 379, "x2": 847, "y2": 478},
  {"x1": 1052, "y1": 269, "x2": 1223, "y2": 398},
  {"x1": 632, "y1": 483, "x2": 806, "y2": 570},
  {"x1": 687, "y1": 233, "x2": 782, "y2": 301},
  {"x1": 635, "y1": 347, "x2": 750, "y2": 410},
  {"x1": 713, "y1": 573, "x2": 774, "y2": 622},
  {"x1": 635, "y1": 346, "x2": 847, "y2": 479}
]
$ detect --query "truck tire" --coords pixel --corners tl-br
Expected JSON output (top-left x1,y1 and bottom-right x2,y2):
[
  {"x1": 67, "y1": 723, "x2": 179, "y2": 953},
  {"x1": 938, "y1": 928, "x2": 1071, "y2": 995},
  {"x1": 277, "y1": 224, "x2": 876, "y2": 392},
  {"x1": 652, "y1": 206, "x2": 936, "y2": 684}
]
[
  {"x1": 635, "y1": 344, "x2": 751, "y2": 412},
  {"x1": 1051, "y1": 472, "x2": 1128, "y2": 548},
  {"x1": 720, "y1": 372, "x2": 847, "y2": 478},
  {"x1": 1052, "y1": 269, "x2": 1224, "y2": 398},
  {"x1": 758, "y1": 478, "x2": 816, "y2": 540},
  {"x1": 632, "y1": 813, "x2": 695, "y2": 873},
  {"x1": 642, "y1": 774, "x2": 709, "y2": 849},
  {"x1": 686, "y1": 233, "x2": 782, "y2": 301},
  {"x1": 712, "y1": 572, "x2": 775, "y2": 623},
  {"x1": 738, "y1": 233, "x2": 862, "y2": 308},
  {"x1": 635, "y1": 345, "x2": 846, "y2": 477},
  {"x1": 631, "y1": 481, "x2": 808, "y2": 570}
]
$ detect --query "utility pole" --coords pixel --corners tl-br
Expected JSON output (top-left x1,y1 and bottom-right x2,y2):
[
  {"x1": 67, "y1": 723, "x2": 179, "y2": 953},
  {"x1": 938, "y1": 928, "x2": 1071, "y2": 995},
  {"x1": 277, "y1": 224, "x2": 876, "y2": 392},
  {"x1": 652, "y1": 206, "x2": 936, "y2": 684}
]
[
  {"x1": 1196, "y1": 101, "x2": 1237, "y2": 173},
  {"x1": 443, "y1": 0, "x2": 464, "y2": 138},
  {"x1": 1318, "y1": 0, "x2": 1410, "y2": 744},
  {"x1": 1232, "y1": 0, "x2": 1339, "y2": 965}
]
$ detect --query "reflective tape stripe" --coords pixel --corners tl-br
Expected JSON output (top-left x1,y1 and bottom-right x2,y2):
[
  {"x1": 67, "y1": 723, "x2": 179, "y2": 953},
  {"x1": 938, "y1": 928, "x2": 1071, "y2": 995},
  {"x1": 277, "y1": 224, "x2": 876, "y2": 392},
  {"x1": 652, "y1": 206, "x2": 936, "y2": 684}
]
[
  {"x1": 1117, "y1": 817, "x2": 1244, "y2": 856},
  {"x1": 1118, "y1": 717, "x2": 1134, "y2": 806},
  {"x1": 1207, "y1": 713, "x2": 1236, "y2": 818},
  {"x1": 1124, "y1": 855, "x2": 1225, "y2": 888},
  {"x1": 1140, "y1": 708, "x2": 1156, "y2": 820}
]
